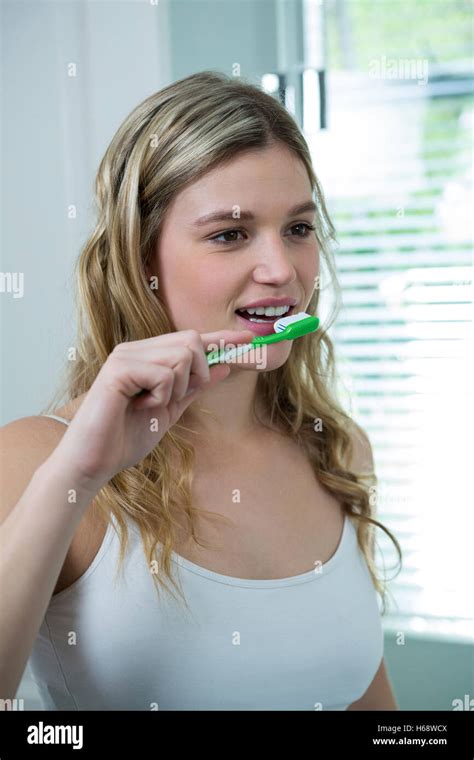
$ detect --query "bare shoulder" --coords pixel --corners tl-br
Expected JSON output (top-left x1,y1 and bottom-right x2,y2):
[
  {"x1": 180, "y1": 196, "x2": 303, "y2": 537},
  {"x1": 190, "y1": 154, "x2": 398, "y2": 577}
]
[
  {"x1": 0, "y1": 393, "x2": 107, "y2": 595},
  {"x1": 0, "y1": 411, "x2": 70, "y2": 523},
  {"x1": 0, "y1": 393, "x2": 88, "y2": 513}
]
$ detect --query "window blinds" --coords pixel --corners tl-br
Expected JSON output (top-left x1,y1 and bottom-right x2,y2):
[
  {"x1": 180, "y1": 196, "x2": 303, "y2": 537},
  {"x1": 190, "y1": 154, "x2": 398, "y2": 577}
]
[{"x1": 312, "y1": 74, "x2": 473, "y2": 641}]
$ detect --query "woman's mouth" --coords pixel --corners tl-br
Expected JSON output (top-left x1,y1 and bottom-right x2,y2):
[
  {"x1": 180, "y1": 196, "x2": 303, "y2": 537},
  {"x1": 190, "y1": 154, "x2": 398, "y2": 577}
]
[{"x1": 234, "y1": 305, "x2": 295, "y2": 336}]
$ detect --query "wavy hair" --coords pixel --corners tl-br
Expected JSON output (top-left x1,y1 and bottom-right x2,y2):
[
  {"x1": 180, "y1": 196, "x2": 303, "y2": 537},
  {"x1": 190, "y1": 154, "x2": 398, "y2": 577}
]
[{"x1": 43, "y1": 70, "x2": 401, "y2": 614}]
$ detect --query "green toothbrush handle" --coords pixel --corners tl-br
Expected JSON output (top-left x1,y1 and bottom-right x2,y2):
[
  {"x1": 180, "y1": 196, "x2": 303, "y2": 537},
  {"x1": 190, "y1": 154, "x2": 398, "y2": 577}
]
[
  {"x1": 205, "y1": 314, "x2": 319, "y2": 364},
  {"x1": 251, "y1": 315, "x2": 320, "y2": 345},
  {"x1": 249, "y1": 333, "x2": 284, "y2": 346}
]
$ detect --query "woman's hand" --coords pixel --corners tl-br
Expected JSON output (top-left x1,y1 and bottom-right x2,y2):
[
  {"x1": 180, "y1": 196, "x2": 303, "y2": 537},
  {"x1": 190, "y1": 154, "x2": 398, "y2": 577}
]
[{"x1": 49, "y1": 329, "x2": 254, "y2": 492}]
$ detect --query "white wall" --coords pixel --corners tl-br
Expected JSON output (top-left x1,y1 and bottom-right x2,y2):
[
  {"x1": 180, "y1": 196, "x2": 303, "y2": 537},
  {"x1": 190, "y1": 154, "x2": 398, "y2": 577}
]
[{"x1": 1, "y1": 0, "x2": 169, "y2": 424}]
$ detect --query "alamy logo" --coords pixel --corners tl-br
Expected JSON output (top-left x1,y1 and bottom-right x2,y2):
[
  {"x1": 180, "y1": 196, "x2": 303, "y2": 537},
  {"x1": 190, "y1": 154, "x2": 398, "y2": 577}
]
[
  {"x1": 0, "y1": 271, "x2": 24, "y2": 298},
  {"x1": 0, "y1": 698, "x2": 24, "y2": 710},
  {"x1": 27, "y1": 721, "x2": 83, "y2": 750},
  {"x1": 452, "y1": 694, "x2": 474, "y2": 710}
]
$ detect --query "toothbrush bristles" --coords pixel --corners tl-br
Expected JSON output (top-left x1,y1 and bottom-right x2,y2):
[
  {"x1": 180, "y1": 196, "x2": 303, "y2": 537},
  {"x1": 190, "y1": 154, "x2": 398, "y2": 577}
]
[{"x1": 274, "y1": 311, "x2": 308, "y2": 332}]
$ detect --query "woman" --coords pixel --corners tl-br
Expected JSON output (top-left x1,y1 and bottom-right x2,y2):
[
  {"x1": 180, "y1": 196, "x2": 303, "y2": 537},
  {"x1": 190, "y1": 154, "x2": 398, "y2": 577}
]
[{"x1": 0, "y1": 70, "x2": 401, "y2": 710}]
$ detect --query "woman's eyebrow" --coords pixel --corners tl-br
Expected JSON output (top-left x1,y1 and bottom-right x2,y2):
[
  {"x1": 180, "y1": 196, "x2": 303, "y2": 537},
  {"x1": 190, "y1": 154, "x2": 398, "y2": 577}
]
[{"x1": 191, "y1": 200, "x2": 317, "y2": 228}]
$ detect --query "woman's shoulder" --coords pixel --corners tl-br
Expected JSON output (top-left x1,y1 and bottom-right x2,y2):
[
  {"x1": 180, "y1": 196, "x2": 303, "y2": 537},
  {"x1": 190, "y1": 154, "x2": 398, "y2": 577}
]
[
  {"x1": 1, "y1": 392, "x2": 88, "y2": 437},
  {"x1": 0, "y1": 402, "x2": 80, "y2": 508},
  {"x1": 0, "y1": 395, "x2": 91, "y2": 503}
]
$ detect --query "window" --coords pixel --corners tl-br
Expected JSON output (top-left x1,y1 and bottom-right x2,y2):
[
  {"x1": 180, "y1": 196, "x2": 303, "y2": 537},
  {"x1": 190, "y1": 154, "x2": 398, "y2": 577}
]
[{"x1": 303, "y1": 1, "x2": 474, "y2": 642}]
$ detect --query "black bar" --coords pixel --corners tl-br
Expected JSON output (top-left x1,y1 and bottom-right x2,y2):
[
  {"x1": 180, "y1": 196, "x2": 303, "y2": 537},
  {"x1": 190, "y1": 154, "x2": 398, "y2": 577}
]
[{"x1": 0, "y1": 710, "x2": 473, "y2": 757}]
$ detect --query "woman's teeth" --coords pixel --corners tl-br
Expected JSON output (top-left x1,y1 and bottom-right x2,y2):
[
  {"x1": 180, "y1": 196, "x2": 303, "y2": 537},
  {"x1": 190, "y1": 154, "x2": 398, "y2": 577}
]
[{"x1": 237, "y1": 305, "x2": 291, "y2": 322}]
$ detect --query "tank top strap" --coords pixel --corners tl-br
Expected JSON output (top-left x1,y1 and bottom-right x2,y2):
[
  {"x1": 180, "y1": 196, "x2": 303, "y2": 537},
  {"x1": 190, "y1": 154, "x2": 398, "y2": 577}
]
[{"x1": 40, "y1": 414, "x2": 71, "y2": 426}]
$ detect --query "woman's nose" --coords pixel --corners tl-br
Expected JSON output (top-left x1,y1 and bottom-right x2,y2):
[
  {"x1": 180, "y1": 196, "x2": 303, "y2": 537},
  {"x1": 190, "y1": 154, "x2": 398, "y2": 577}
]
[{"x1": 251, "y1": 239, "x2": 298, "y2": 285}]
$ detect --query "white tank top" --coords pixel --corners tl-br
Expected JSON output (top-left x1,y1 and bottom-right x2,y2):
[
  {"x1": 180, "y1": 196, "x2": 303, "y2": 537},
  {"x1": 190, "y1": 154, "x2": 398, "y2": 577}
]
[{"x1": 26, "y1": 414, "x2": 384, "y2": 711}]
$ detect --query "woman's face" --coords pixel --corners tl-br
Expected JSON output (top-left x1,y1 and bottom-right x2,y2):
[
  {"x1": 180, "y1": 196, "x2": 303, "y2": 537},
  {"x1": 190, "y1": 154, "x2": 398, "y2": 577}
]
[{"x1": 147, "y1": 141, "x2": 319, "y2": 372}]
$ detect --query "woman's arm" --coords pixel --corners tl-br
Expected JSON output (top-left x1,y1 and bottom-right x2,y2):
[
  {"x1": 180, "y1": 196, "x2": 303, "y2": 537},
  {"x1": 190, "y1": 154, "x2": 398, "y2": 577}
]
[
  {"x1": 0, "y1": 418, "x2": 101, "y2": 699},
  {"x1": 347, "y1": 657, "x2": 399, "y2": 710}
]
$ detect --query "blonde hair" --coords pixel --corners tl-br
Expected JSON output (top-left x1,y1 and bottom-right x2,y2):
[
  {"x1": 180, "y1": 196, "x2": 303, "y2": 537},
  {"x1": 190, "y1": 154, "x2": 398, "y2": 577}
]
[{"x1": 43, "y1": 70, "x2": 401, "y2": 613}]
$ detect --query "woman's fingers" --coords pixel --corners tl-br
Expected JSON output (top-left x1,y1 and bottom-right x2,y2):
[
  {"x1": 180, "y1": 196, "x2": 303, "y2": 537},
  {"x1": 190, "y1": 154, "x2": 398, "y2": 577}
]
[
  {"x1": 131, "y1": 361, "x2": 231, "y2": 413},
  {"x1": 113, "y1": 328, "x2": 255, "y2": 391},
  {"x1": 199, "y1": 329, "x2": 255, "y2": 351}
]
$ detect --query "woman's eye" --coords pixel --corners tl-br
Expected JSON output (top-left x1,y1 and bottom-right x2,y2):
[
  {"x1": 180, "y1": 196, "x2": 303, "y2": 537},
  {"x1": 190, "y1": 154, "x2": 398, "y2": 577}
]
[
  {"x1": 208, "y1": 223, "x2": 316, "y2": 246},
  {"x1": 291, "y1": 223, "x2": 316, "y2": 237},
  {"x1": 210, "y1": 229, "x2": 246, "y2": 244}
]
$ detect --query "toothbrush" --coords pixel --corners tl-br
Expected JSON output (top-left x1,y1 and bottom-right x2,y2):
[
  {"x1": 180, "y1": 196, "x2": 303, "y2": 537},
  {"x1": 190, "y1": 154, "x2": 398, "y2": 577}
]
[{"x1": 206, "y1": 312, "x2": 320, "y2": 366}]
